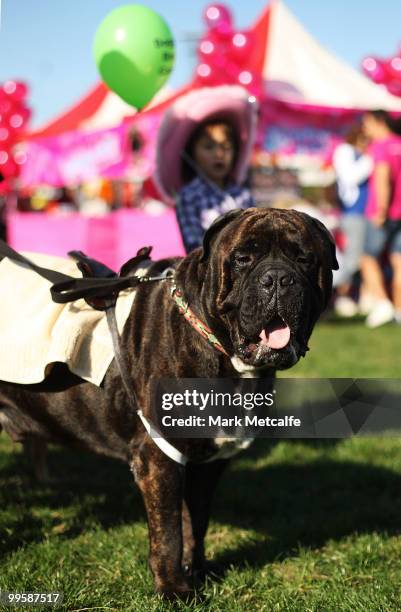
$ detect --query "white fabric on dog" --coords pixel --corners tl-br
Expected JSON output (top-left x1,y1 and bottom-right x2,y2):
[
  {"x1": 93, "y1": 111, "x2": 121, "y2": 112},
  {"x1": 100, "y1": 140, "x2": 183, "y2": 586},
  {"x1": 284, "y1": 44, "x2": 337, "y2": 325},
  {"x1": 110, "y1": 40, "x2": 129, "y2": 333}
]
[{"x1": 0, "y1": 253, "x2": 138, "y2": 386}]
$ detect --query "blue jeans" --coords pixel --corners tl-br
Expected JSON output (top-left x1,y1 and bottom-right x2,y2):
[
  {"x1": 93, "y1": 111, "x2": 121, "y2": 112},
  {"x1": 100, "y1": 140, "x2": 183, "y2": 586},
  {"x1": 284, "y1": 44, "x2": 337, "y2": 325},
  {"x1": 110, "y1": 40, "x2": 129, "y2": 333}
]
[{"x1": 364, "y1": 219, "x2": 401, "y2": 257}]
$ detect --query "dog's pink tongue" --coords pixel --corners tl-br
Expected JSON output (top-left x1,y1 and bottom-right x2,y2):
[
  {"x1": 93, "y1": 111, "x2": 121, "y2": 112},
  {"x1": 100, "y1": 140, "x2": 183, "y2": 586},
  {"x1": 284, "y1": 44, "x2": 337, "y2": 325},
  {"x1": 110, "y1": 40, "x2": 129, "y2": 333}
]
[{"x1": 259, "y1": 323, "x2": 291, "y2": 349}]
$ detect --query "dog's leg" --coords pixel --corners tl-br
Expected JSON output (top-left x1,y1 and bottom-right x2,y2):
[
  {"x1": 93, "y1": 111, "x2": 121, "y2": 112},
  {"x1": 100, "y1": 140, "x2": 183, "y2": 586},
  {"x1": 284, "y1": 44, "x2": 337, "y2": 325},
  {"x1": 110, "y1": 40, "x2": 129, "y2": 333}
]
[
  {"x1": 182, "y1": 459, "x2": 228, "y2": 578},
  {"x1": 181, "y1": 500, "x2": 195, "y2": 575},
  {"x1": 131, "y1": 444, "x2": 193, "y2": 599},
  {"x1": 23, "y1": 438, "x2": 49, "y2": 483}
]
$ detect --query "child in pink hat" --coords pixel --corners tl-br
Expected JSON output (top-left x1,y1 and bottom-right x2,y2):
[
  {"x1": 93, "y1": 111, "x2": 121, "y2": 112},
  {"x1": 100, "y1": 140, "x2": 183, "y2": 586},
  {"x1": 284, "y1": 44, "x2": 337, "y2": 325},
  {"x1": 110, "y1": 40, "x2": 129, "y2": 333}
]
[{"x1": 155, "y1": 85, "x2": 258, "y2": 253}]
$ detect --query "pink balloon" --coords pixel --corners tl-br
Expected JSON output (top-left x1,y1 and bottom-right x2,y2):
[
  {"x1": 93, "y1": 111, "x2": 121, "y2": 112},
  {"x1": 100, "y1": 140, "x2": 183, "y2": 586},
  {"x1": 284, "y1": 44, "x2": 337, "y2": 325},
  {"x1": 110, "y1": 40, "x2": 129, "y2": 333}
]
[
  {"x1": 199, "y1": 28, "x2": 229, "y2": 61},
  {"x1": 9, "y1": 114, "x2": 24, "y2": 129},
  {"x1": 0, "y1": 149, "x2": 8, "y2": 164},
  {"x1": 362, "y1": 56, "x2": 377, "y2": 73},
  {"x1": 0, "y1": 98, "x2": 13, "y2": 116},
  {"x1": 13, "y1": 149, "x2": 28, "y2": 166},
  {"x1": 387, "y1": 80, "x2": 401, "y2": 97},
  {"x1": 387, "y1": 56, "x2": 401, "y2": 79},
  {"x1": 0, "y1": 127, "x2": 11, "y2": 145},
  {"x1": 203, "y1": 4, "x2": 233, "y2": 29},
  {"x1": 11, "y1": 82, "x2": 28, "y2": 102},
  {"x1": 362, "y1": 57, "x2": 388, "y2": 84},
  {"x1": 198, "y1": 37, "x2": 221, "y2": 64},
  {"x1": 213, "y1": 54, "x2": 229, "y2": 71},
  {"x1": 199, "y1": 36, "x2": 216, "y2": 59},
  {"x1": 3, "y1": 80, "x2": 17, "y2": 95},
  {"x1": 11, "y1": 106, "x2": 30, "y2": 127},
  {"x1": 224, "y1": 60, "x2": 241, "y2": 80},
  {"x1": 229, "y1": 31, "x2": 254, "y2": 61},
  {"x1": 0, "y1": 179, "x2": 10, "y2": 193},
  {"x1": 237, "y1": 70, "x2": 255, "y2": 86},
  {"x1": 214, "y1": 20, "x2": 233, "y2": 41},
  {"x1": 0, "y1": 155, "x2": 17, "y2": 178},
  {"x1": 196, "y1": 63, "x2": 217, "y2": 85}
]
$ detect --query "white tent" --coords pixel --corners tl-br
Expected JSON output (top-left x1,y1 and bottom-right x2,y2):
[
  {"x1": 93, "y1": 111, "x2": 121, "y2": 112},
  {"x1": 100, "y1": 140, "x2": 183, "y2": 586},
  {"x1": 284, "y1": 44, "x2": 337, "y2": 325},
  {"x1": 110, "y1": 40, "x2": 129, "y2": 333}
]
[{"x1": 253, "y1": 0, "x2": 401, "y2": 111}]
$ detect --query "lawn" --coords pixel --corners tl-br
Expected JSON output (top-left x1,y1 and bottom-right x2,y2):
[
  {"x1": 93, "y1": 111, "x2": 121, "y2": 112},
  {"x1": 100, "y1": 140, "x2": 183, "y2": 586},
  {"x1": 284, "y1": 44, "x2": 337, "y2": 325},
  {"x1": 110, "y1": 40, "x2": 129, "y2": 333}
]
[
  {"x1": 1, "y1": 319, "x2": 401, "y2": 611},
  {"x1": 288, "y1": 316, "x2": 401, "y2": 378}
]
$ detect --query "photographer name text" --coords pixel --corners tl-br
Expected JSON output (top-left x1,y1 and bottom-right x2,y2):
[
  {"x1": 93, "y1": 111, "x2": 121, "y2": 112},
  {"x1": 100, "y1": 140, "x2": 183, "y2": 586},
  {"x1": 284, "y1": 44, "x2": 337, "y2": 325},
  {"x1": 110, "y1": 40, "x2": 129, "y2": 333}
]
[{"x1": 161, "y1": 415, "x2": 301, "y2": 428}]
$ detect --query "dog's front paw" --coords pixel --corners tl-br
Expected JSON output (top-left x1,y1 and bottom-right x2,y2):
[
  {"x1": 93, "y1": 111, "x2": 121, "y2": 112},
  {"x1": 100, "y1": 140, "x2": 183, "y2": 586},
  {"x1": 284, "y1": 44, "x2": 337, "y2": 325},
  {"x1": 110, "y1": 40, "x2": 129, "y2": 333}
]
[
  {"x1": 184, "y1": 559, "x2": 225, "y2": 584},
  {"x1": 156, "y1": 579, "x2": 195, "y2": 602}
]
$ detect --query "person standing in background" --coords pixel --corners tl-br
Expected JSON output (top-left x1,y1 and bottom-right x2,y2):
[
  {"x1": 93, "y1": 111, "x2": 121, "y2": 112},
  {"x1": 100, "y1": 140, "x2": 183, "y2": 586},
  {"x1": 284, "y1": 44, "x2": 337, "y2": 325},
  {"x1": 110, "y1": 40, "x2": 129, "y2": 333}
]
[
  {"x1": 360, "y1": 110, "x2": 401, "y2": 328},
  {"x1": 332, "y1": 125, "x2": 373, "y2": 316}
]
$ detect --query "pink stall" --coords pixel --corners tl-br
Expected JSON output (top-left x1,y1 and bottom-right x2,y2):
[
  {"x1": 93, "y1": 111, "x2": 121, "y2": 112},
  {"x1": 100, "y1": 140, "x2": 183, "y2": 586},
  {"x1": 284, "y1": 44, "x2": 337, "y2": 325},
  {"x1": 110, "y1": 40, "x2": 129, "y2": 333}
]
[{"x1": 7, "y1": 209, "x2": 185, "y2": 271}]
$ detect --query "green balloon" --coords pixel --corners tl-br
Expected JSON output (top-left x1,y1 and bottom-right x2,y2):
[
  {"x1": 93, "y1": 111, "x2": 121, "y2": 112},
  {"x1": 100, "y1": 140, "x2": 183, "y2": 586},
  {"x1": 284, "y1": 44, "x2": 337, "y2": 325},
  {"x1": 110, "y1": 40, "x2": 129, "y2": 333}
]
[{"x1": 93, "y1": 4, "x2": 175, "y2": 109}]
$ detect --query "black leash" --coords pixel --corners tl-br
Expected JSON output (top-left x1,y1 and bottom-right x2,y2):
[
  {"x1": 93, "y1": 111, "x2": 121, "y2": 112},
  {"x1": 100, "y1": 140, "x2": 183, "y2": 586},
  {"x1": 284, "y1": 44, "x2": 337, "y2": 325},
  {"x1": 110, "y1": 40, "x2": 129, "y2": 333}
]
[{"x1": 0, "y1": 240, "x2": 172, "y2": 310}]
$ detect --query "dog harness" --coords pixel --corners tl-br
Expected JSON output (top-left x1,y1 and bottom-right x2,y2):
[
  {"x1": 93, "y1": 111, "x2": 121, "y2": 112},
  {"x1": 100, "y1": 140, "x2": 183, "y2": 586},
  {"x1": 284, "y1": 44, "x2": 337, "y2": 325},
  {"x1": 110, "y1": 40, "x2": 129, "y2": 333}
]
[{"x1": 0, "y1": 241, "x2": 240, "y2": 466}]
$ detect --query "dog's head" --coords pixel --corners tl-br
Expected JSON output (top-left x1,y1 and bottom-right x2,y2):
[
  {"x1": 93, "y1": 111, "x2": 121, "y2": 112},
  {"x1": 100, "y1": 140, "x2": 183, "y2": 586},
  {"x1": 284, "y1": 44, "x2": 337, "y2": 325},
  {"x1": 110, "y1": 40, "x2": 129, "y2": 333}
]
[{"x1": 178, "y1": 207, "x2": 338, "y2": 371}]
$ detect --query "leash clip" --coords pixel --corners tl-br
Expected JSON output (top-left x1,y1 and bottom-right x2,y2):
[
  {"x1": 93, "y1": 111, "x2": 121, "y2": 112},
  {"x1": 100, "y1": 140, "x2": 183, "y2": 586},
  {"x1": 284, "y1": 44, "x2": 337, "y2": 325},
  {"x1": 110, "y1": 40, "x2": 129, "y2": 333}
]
[{"x1": 139, "y1": 267, "x2": 176, "y2": 284}]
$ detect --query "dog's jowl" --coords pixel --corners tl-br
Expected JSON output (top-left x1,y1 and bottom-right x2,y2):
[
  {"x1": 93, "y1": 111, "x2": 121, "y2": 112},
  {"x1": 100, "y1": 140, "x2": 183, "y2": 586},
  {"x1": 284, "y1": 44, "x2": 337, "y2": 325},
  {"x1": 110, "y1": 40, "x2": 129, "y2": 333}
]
[{"x1": 0, "y1": 208, "x2": 338, "y2": 599}]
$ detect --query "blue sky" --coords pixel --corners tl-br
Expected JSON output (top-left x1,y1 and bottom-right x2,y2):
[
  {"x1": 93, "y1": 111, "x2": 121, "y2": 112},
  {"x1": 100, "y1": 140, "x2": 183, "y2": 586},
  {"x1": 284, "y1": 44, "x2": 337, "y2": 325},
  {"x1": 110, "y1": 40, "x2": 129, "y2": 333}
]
[{"x1": 1, "y1": 1, "x2": 400, "y2": 128}]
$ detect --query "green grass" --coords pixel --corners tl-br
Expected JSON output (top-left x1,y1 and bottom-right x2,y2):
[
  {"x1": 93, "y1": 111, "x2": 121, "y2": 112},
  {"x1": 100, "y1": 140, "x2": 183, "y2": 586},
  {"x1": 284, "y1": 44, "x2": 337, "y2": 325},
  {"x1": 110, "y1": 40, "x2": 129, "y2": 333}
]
[
  {"x1": 289, "y1": 317, "x2": 401, "y2": 377},
  {"x1": 2, "y1": 319, "x2": 401, "y2": 611}
]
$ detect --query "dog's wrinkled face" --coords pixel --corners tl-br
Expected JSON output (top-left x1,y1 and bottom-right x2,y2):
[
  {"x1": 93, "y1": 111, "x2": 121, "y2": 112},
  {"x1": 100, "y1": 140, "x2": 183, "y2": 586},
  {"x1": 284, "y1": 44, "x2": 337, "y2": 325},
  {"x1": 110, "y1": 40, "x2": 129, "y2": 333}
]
[{"x1": 200, "y1": 208, "x2": 338, "y2": 370}]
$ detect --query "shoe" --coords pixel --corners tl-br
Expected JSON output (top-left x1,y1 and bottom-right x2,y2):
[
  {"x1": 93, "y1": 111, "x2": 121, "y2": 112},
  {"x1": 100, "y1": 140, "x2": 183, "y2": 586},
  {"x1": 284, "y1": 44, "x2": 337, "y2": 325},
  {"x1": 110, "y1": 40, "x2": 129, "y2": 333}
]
[
  {"x1": 358, "y1": 294, "x2": 377, "y2": 316},
  {"x1": 365, "y1": 300, "x2": 395, "y2": 328},
  {"x1": 334, "y1": 296, "x2": 358, "y2": 317}
]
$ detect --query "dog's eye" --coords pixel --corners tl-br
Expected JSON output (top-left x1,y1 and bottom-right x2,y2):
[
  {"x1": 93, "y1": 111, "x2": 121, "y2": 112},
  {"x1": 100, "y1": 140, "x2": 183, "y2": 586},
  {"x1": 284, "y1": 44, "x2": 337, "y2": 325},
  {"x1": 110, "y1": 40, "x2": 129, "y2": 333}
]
[
  {"x1": 296, "y1": 254, "x2": 316, "y2": 266},
  {"x1": 234, "y1": 253, "x2": 253, "y2": 267}
]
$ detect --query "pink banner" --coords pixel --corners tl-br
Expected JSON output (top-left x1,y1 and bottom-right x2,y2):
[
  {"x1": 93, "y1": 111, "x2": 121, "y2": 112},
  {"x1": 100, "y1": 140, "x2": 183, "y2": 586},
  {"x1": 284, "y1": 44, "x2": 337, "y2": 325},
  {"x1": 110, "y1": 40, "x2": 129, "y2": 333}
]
[
  {"x1": 257, "y1": 97, "x2": 357, "y2": 159},
  {"x1": 7, "y1": 209, "x2": 186, "y2": 271},
  {"x1": 20, "y1": 124, "x2": 133, "y2": 188},
  {"x1": 21, "y1": 112, "x2": 164, "y2": 188}
]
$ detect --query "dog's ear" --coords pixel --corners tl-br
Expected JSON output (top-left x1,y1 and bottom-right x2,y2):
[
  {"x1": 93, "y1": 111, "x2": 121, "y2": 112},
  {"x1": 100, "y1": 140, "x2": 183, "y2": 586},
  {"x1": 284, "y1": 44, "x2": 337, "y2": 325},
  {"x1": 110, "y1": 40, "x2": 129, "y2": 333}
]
[
  {"x1": 200, "y1": 209, "x2": 244, "y2": 262},
  {"x1": 306, "y1": 216, "x2": 339, "y2": 271},
  {"x1": 302, "y1": 214, "x2": 339, "y2": 311}
]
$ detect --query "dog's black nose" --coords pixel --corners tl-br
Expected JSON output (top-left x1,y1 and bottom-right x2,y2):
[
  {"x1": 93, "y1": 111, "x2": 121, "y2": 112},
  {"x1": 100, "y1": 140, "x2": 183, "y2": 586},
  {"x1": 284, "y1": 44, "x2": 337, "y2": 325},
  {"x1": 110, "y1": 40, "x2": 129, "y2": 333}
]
[
  {"x1": 261, "y1": 272, "x2": 274, "y2": 287},
  {"x1": 280, "y1": 273, "x2": 296, "y2": 287},
  {"x1": 261, "y1": 270, "x2": 296, "y2": 288}
]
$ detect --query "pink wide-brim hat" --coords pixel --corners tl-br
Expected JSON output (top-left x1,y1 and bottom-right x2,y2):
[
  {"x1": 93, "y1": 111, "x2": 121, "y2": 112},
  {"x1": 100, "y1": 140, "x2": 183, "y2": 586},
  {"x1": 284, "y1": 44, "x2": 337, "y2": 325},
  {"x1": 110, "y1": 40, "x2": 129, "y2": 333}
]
[{"x1": 155, "y1": 85, "x2": 258, "y2": 201}]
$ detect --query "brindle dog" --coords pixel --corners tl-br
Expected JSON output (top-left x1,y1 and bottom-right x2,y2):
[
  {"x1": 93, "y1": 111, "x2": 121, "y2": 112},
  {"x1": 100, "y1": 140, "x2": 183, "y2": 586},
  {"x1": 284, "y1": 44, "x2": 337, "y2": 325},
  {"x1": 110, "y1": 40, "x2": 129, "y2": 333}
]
[{"x1": 0, "y1": 208, "x2": 338, "y2": 598}]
